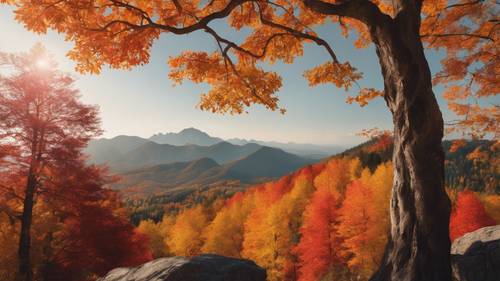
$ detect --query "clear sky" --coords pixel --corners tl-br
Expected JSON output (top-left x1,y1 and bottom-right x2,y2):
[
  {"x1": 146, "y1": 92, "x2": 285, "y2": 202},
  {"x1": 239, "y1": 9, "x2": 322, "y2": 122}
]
[{"x1": 0, "y1": 5, "x2": 454, "y2": 146}]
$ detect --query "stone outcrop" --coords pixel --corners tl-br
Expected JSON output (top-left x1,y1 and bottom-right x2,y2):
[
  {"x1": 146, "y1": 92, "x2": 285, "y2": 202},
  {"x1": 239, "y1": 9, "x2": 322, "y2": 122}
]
[
  {"x1": 451, "y1": 225, "x2": 500, "y2": 281},
  {"x1": 98, "y1": 254, "x2": 266, "y2": 281}
]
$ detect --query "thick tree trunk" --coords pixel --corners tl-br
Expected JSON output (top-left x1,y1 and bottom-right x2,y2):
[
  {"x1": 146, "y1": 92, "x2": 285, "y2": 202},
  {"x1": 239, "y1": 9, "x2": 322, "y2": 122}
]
[
  {"x1": 368, "y1": 6, "x2": 452, "y2": 281},
  {"x1": 16, "y1": 171, "x2": 36, "y2": 281}
]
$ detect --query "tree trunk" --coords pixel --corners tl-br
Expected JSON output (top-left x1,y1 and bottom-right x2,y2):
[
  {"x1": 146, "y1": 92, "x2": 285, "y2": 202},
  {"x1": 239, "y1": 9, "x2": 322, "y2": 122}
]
[
  {"x1": 368, "y1": 7, "x2": 452, "y2": 281},
  {"x1": 16, "y1": 170, "x2": 36, "y2": 281}
]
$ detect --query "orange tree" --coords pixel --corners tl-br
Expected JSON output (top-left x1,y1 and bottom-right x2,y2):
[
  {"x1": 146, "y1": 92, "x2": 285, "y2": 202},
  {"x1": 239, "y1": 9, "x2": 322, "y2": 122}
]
[{"x1": 2, "y1": 1, "x2": 498, "y2": 281}]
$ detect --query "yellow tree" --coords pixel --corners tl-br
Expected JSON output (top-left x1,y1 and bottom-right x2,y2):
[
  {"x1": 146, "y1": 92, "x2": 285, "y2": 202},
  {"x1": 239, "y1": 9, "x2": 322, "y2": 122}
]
[
  {"x1": 159, "y1": 214, "x2": 176, "y2": 256},
  {"x1": 202, "y1": 194, "x2": 255, "y2": 257},
  {"x1": 243, "y1": 175, "x2": 314, "y2": 281},
  {"x1": 136, "y1": 220, "x2": 168, "y2": 258},
  {"x1": 481, "y1": 194, "x2": 500, "y2": 224},
  {"x1": 313, "y1": 158, "x2": 351, "y2": 196},
  {"x1": 4, "y1": 1, "x2": 498, "y2": 280},
  {"x1": 166, "y1": 205, "x2": 208, "y2": 257}
]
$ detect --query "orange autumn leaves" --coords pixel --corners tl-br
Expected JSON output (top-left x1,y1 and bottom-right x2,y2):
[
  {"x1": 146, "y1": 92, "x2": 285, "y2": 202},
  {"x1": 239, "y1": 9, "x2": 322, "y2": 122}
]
[
  {"x1": 4, "y1": 0, "x2": 498, "y2": 138},
  {"x1": 136, "y1": 156, "x2": 500, "y2": 281},
  {"x1": 421, "y1": 0, "x2": 499, "y2": 139},
  {"x1": 135, "y1": 158, "x2": 392, "y2": 281},
  {"x1": 169, "y1": 51, "x2": 282, "y2": 114}
]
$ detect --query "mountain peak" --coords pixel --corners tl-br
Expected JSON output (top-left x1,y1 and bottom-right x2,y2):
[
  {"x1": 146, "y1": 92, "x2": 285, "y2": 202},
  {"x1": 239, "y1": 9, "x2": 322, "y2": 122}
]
[
  {"x1": 149, "y1": 128, "x2": 223, "y2": 146},
  {"x1": 179, "y1": 127, "x2": 206, "y2": 134}
]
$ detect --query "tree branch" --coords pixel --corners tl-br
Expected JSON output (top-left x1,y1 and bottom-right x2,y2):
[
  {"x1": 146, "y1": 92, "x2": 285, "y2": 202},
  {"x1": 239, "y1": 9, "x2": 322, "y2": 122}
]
[
  {"x1": 302, "y1": 0, "x2": 387, "y2": 26},
  {"x1": 421, "y1": 33, "x2": 495, "y2": 42}
]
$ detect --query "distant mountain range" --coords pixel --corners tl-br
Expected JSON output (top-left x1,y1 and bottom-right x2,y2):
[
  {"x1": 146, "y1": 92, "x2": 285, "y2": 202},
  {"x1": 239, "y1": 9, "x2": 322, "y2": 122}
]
[
  {"x1": 84, "y1": 128, "x2": 322, "y2": 196},
  {"x1": 87, "y1": 128, "x2": 342, "y2": 163},
  {"x1": 112, "y1": 146, "x2": 314, "y2": 195}
]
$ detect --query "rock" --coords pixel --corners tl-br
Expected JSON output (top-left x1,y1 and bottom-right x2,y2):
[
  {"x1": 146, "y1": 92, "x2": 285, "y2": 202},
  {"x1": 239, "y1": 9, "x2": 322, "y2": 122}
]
[
  {"x1": 98, "y1": 254, "x2": 266, "y2": 281},
  {"x1": 451, "y1": 225, "x2": 500, "y2": 281}
]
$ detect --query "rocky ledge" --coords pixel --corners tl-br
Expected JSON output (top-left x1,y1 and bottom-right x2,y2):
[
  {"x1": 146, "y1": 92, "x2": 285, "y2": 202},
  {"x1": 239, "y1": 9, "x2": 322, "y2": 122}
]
[
  {"x1": 99, "y1": 226, "x2": 500, "y2": 281},
  {"x1": 451, "y1": 225, "x2": 500, "y2": 281},
  {"x1": 98, "y1": 254, "x2": 266, "y2": 281}
]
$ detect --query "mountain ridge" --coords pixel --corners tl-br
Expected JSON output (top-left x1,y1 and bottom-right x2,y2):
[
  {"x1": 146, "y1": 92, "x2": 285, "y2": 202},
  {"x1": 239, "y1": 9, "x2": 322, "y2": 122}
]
[
  {"x1": 113, "y1": 146, "x2": 314, "y2": 196},
  {"x1": 85, "y1": 128, "x2": 344, "y2": 164}
]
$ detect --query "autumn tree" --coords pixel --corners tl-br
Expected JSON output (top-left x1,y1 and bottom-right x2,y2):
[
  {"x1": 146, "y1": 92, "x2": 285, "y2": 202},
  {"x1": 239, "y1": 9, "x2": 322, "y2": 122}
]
[
  {"x1": 137, "y1": 220, "x2": 169, "y2": 258},
  {"x1": 0, "y1": 45, "x2": 101, "y2": 281},
  {"x1": 337, "y1": 179, "x2": 377, "y2": 279},
  {"x1": 243, "y1": 174, "x2": 314, "y2": 281},
  {"x1": 4, "y1": 1, "x2": 498, "y2": 280},
  {"x1": 295, "y1": 184, "x2": 343, "y2": 281},
  {"x1": 47, "y1": 189, "x2": 152, "y2": 280},
  {"x1": 202, "y1": 193, "x2": 255, "y2": 257},
  {"x1": 482, "y1": 194, "x2": 500, "y2": 224},
  {"x1": 449, "y1": 191, "x2": 496, "y2": 241},
  {"x1": 166, "y1": 205, "x2": 208, "y2": 256}
]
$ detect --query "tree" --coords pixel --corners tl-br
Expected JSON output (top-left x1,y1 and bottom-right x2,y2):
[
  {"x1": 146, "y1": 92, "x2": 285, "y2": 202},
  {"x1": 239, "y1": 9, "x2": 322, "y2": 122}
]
[
  {"x1": 243, "y1": 174, "x2": 314, "y2": 281},
  {"x1": 202, "y1": 193, "x2": 254, "y2": 257},
  {"x1": 136, "y1": 220, "x2": 169, "y2": 258},
  {"x1": 449, "y1": 191, "x2": 496, "y2": 241},
  {"x1": 482, "y1": 194, "x2": 500, "y2": 224},
  {"x1": 0, "y1": 45, "x2": 101, "y2": 281},
  {"x1": 46, "y1": 187, "x2": 152, "y2": 281},
  {"x1": 295, "y1": 186, "x2": 343, "y2": 281},
  {"x1": 338, "y1": 179, "x2": 378, "y2": 279},
  {"x1": 5, "y1": 1, "x2": 498, "y2": 280},
  {"x1": 166, "y1": 205, "x2": 208, "y2": 256}
]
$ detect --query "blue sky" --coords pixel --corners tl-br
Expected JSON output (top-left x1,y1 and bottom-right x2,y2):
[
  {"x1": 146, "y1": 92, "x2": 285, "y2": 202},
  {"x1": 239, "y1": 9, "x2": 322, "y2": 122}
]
[{"x1": 0, "y1": 6, "x2": 454, "y2": 146}]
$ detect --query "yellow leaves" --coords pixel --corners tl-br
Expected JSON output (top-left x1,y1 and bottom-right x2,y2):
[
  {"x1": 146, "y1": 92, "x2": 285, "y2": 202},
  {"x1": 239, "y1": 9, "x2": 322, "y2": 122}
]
[
  {"x1": 346, "y1": 88, "x2": 383, "y2": 107},
  {"x1": 136, "y1": 220, "x2": 169, "y2": 258},
  {"x1": 167, "y1": 205, "x2": 208, "y2": 256},
  {"x1": 304, "y1": 62, "x2": 362, "y2": 90}
]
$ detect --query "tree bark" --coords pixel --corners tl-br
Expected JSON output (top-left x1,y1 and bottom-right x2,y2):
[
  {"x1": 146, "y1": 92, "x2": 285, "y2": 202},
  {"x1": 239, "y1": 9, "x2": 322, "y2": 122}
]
[
  {"x1": 17, "y1": 170, "x2": 36, "y2": 281},
  {"x1": 367, "y1": 5, "x2": 452, "y2": 281}
]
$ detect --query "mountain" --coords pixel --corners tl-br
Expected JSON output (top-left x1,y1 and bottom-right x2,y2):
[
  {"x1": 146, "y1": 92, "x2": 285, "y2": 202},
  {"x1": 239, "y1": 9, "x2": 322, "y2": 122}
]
[
  {"x1": 125, "y1": 138, "x2": 498, "y2": 222},
  {"x1": 103, "y1": 141, "x2": 262, "y2": 172},
  {"x1": 85, "y1": 128, "x2": 344, "y2": 168},
  {"x1": 149, "y1": 127, "x2": 223, "y2": 146},
  {"x1": 222, "y1": 146, "x2": 312, "y2": 181},
  {"x1": 113, "y1": 146, "x2": 314, "y2": 195},
  {"x1": 225, "y1": 138, "x2": 343, "y2": 158},
  {"x1": 84, "y1": 135, "x2": 150, "y2": 164}
]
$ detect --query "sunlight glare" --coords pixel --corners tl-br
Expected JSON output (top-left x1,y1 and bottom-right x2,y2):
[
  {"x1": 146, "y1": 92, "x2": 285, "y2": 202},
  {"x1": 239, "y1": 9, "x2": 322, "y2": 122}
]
[{"x1": 35, "y1": 58, "x2": 50, "y2": 69}]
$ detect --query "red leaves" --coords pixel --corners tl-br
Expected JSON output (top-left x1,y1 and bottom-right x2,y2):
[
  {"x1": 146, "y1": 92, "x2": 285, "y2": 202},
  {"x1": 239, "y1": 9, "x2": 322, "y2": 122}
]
[
  {"x1": 296, "y1": 188, "x2": 343, "y2": 281},
  {"x1": 450, "y1": 191, "x2": 496, "y2": 241}
]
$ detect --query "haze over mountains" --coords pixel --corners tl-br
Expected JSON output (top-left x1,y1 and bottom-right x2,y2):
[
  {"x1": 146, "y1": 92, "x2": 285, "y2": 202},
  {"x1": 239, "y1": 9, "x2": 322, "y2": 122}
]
[
  {"x1": 85, "y1": 128, "x2": 320, "y2": 196},
  {"x1": 113, "y1": 147, "x2": 313, "y2": 195},
  {"x1": 85, "y1": 127, "x2": 342, "y2": 171}
]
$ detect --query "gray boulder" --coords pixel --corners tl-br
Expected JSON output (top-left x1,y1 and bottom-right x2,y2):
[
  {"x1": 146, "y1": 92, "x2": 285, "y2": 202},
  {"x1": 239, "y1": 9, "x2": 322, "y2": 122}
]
[
  {"x1": 98, "y1": 254, "x2": 266, "y2": 281},
  {"x1": 451, "y1": 225, "x2": 500, "y2": 281}
]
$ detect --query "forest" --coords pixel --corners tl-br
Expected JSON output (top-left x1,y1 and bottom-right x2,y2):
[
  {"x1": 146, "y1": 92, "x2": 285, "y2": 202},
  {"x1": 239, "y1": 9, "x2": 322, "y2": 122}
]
[
  {"x1": 131, "y1": 138, "x2": 500, "y2": 281},
  {"x1": 0, "y1": 0, "x2": 498, "y2": 281},
  {"x1": 1, "y1": 86, "x2": 498, "y2": 280}
]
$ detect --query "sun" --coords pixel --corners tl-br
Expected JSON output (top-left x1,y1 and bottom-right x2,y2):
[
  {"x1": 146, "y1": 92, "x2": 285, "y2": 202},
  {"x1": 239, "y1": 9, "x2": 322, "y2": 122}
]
[{"x1": 35, "y1": 58, "x2": 50, "y2": 69}]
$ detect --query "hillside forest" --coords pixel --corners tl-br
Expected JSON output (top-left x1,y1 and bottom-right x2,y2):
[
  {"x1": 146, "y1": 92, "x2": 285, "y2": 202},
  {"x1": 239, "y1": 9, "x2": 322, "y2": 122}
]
[
  {"x1": 1, "y1": 75, "x2": 498, "y2": 281},
  {"x1": 0, "y1": 0, "x2": 499, "y2": 280}
]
